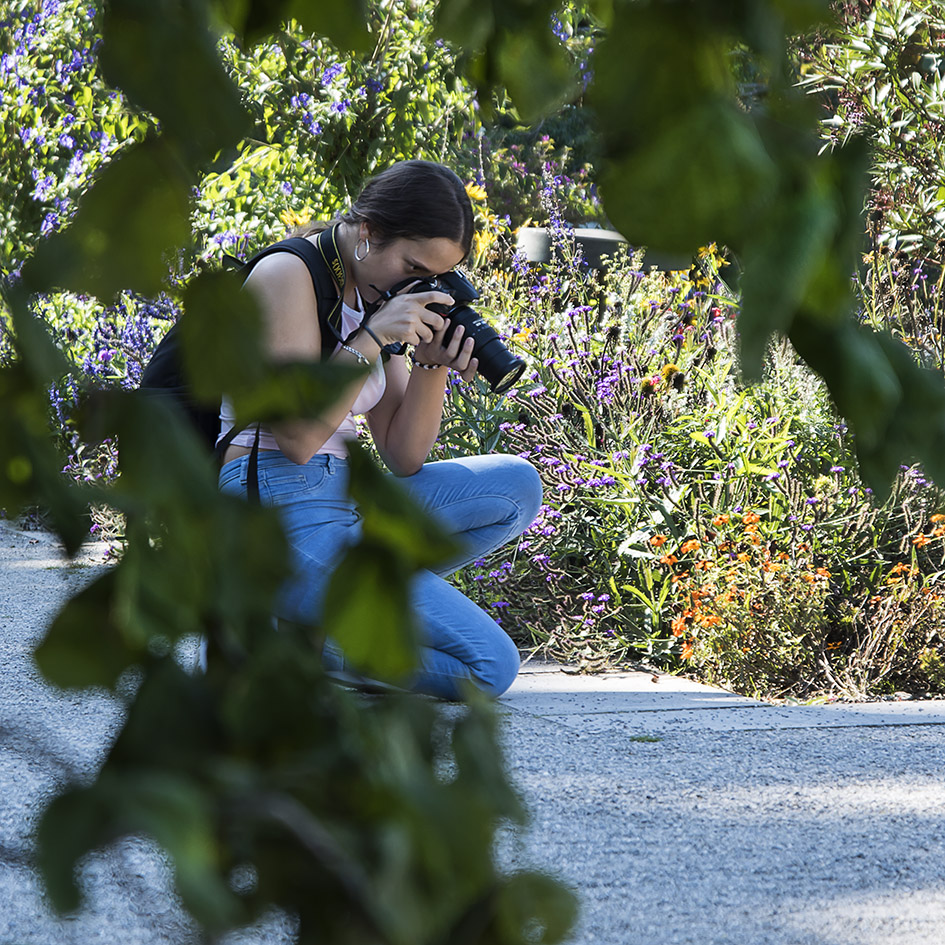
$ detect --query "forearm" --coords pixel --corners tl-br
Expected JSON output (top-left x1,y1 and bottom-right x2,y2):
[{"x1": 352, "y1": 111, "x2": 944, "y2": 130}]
[{"x1": 376, "y1": 364, "x2": 448, "y2": 476}]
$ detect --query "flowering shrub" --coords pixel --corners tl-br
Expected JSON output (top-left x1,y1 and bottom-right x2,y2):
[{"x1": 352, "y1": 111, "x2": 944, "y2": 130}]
[
  {"x1": 801, "y1": 0, "x2": 945, "y2": 258},
  {"x1": 0, "y1": 0, "x2": 151, "y2": 269},
  {"x1": 440, "y1": 208, "x2": 945, "y2": 698}
]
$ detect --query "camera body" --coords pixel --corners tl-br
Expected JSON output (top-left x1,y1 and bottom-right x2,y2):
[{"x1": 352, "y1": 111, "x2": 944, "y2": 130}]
[{"x1": 395, "y1": 270, "x2": 526, "y2": 394}]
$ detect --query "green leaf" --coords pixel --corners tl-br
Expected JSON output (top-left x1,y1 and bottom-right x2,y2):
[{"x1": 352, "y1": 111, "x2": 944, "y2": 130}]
[
  {"x1": 738, "y1": 170, "x2": 837, "y2": 378},
  {"x1": 495, "y1": 871, "x2": 580, "y2": 944},
  {"x1": 0, "y1": 364, "x2": 93, "y2": 556},
  {"x1": 597, "y1": 102, "x2": 778, "y2": 255},
  {"x1": 180, "y1": 269, "x2": 364, "y2": 419},
  {"x1": 323, "y1": 540, "x2": 419, "y2": 681},
  {"x1": 435, "y1": 0, "x2": 495, "y2": 50},
  {"x1": 21, "y1": 139, "x2": 192, "y2": 300},
  {"x1": 288, "y1": 0, "x2": 371, "y2": 54},
  {"x1": 118, "y1": 770, "x2": 238, "y2": 929},
  {"x1": 768, "y1": 0, "x2": 832, "y2": 33},
  {"x1": 344, "y1": 445, "x2": 460, "y2": 569},
  {"x1": 100, "y1": 0, "x2": 250, "y2": 164},
  {"x1": 34, "y1": 568, "x2": 138, "y2": 690},
  {"x1": 5, "y1": 287, "x2": 70, "y2": 384},
  {"x1": 76, "y1": 390, "x2": 218, "y2": 507},
  {"x1": 36, "y1": 786, "x2": 110, "y2": 913},
  {"x1": 495, "y1": 30, "x2": 576, "y2": 123}
]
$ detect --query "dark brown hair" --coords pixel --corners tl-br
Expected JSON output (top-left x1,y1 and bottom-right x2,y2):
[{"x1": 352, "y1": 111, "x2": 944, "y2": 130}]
[{"x1": 294, "y1": 160, "x2": 475, "y2": 257}]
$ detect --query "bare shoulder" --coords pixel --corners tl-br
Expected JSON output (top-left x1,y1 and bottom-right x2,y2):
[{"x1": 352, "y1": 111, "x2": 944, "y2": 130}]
[
  {"x1": 243, "y1": 249, "x2": 316, "y2": 303},
  {"x1": 242, "y1": 247, "x2": 322, "y2": 357}
]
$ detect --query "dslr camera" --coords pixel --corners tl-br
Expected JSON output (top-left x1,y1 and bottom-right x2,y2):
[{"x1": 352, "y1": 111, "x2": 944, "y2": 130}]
[{"x1": 378, "y1": 270, "x2": 525, "y2": 394}]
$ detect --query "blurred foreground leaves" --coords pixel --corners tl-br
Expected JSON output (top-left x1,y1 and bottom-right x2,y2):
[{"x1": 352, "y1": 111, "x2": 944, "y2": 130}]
[{"x1": 4, "y1": 0, "x2": 578, "y2": 940}]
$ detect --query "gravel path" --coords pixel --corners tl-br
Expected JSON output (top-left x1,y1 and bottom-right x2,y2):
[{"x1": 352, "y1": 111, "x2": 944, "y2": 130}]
[{"x1": 3, "y1": 520, "x2": 945, "y2": 945}]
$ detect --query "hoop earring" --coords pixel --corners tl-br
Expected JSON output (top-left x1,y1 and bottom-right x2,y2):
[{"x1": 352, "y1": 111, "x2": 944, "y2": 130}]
[{"x1": 355, "y1": 238, "x2": 370, "y2": 262}]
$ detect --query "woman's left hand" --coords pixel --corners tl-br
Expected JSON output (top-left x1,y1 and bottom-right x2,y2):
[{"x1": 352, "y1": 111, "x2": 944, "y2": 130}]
[{"x1": 413, "y1": 320, "x2": 479, "y2": 382}]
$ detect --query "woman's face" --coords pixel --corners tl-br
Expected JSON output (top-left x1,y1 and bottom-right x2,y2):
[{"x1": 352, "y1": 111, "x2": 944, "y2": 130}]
[{"x1": 354, "y1": 233, "x2": 466, "y2": 303}]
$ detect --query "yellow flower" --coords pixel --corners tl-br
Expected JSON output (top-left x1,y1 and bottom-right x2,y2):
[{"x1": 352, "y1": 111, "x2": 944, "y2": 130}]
[
  {"x1": 280, "y1": 208, "x2": 313, "y2": 229},
  {"x1": 465, "y1": 183, "x2": 488, "y2": 203}
]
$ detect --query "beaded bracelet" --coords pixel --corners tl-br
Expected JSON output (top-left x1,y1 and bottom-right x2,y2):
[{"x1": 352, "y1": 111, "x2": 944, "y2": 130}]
[
  {"x1": 410, "y1": 352, "x2": 443, "y2": 371},
  {"x1": 339, "y1": 343, "x2": 370, "y2": 367}
]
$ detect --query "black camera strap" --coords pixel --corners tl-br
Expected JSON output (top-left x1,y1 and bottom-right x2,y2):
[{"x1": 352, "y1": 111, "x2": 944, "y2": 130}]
[{"x1": 314, "y1": 225, "x2": 349, "y2": 347}]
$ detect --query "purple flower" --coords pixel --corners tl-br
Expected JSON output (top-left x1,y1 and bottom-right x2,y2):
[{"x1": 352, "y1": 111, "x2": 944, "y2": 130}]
[{"x1": 322, "y1": 63, "x2": 343, "y2": 86}]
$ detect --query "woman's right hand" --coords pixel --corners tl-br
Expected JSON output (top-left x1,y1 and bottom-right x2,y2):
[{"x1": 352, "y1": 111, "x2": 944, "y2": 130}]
[{"x1": 368, "y1": 288, "x2": 454, "y2": 347}]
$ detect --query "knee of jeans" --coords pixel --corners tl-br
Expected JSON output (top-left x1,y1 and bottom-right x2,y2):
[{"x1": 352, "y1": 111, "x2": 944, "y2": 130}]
[
  {"x1": 503, "y1": 455, "x2": 543, "y2": 531},
  {"x1": 472, "y1": 634, "x2": 521, "y2": 698}
]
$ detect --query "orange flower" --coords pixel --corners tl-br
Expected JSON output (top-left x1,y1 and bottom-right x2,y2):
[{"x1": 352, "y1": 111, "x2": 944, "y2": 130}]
[
  {"x1": 681, "y1": 641, "x2": 694, "y2": 660},
  {"x1": 801, "y1": 573, "x2": 815, "y2": 583},
  {"x1": 742, "y1": 512, "x2": 760, "y2": 525},
  {"x1": 712, "y1": 514, "x2": 730, "y2": 526},
  {"x1": 736, "y1": 552, "x2": 750, "y2": 562},
  {"x1": 697, "y1": 614, "x2": 722, "y2": 628},
  {"x1": 931, "y1": 514, "x2": 945, "y2": 523},
  {"x1": 815, "y1": 567, "x2": 831, "y2": 578},
  {"x1": 650, "y1": 534, "x2": 668, "y2": 547},
  {"x1": 660, "y1": 554, "x2": 679, "y2": 566},
  {"x1": 695, "y1": 559, "x2": 712, "y2": 571},
  {"x1": 913, "y1": 534, "x2": 931, "y2": 548},
  {"x1": 762, "y1": 561, "x2": 782, "y2": 572},
  {"x1": 680, "y1": 539, "x2": 701, "y2": 554},
  {"x1": 671, "y1": 613, "x2": 688, "y2": 637}
]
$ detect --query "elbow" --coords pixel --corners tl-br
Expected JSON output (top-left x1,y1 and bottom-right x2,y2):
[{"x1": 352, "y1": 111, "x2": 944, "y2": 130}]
[
  {"x1": 384, "y1": 452, "x2": 424, "y2": 478},
  {"x1": 386, "y1": 456, "x2": 423, "y2": 478},
  {"x1": 274, "y1": 435, "x2": 317, "y2": 466},
  {"x1": 283, "y1": 446, "x2": 316, "y2": 466},
  {"x1": 392, "y1": 463, "x2": 423, "y2": 478}
]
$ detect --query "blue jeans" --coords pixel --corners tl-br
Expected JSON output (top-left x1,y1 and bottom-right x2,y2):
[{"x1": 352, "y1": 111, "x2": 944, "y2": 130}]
[{"x1": 219, "y1": 451, "x2": 542, "y2": 700}]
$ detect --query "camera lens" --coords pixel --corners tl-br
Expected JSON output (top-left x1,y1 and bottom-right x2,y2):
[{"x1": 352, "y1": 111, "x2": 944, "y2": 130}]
[{"x1": 443, "y1": 305, "x2": 526, "y2": 394}]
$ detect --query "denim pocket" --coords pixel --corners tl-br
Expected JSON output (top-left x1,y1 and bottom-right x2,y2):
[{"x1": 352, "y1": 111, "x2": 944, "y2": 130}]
[{"x1": 260, "y1": 465, "x2": 326, "y2": 503}]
